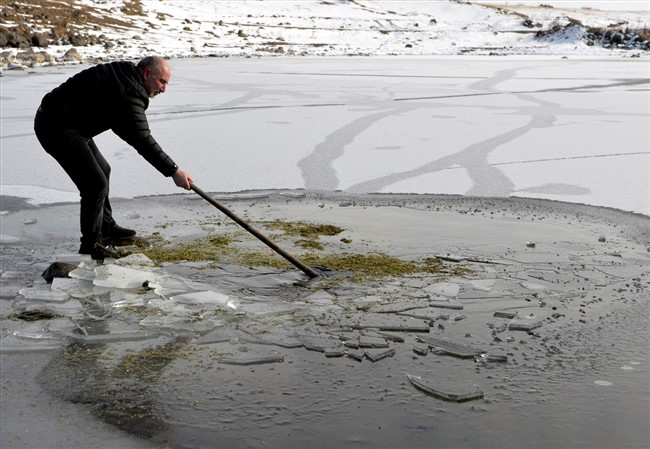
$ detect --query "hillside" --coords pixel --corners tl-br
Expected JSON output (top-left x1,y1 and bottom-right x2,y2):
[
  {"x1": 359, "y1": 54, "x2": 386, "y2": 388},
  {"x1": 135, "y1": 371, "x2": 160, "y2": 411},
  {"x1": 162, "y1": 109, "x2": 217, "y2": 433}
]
[{"x1": 1, "y1": 0, "x2": 648, "y2": 67}]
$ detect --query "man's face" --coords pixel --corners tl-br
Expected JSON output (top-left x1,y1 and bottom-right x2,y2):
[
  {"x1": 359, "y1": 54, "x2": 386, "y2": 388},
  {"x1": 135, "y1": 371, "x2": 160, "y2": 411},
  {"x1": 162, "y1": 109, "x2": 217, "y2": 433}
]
[{"x1": 143, "y1": 62, "x2": 170, "y2": 98}]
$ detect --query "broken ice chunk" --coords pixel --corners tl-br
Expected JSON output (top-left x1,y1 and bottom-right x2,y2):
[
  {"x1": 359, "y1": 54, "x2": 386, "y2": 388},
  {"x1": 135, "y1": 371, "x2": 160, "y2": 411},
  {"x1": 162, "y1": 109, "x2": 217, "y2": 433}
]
[
  {"x1": 0, "y1": 340, "x2": 62, "y2": 353},
  {"x1": 413, "y1": 345, "x2": 429, "y2": 356},
  {"x1": 93, "y1": 264, "x2": 156, "y2": 289},
  {"x1": 71, "y1": 331, "x2": 159, "y2": 344},
  {"x1": 241, "y1": 334, "x2": 303, "y2": 349},
  {"x1": 218, "y1": 355, "x2": 284, "y2": 366},
  {"x1": 407, "y1": 374, "x2": 484, "y2": 402},
  {"x1": 324, "y1": 347, "x2": 345, "y2": 358},
  {"x1": 51, "y1": 277, "x2": 95, "y2": 299},
  {"x1": 508, "y1": 316, "x2": 543, "y2": 331},
  {"x1": 301, "y1": 336, "x2": 340, "y2": 352},
  {"x1": 115, "y1": 253, "x2": 155, "y2": 267},
  {"x1": 68, "y1": 264, "x2": 97, "y2": 281},
  {"x1": 111, "y1": 297, "x2": 146, "y2": 308},
  {"x1": 416, "y1": 336, "x2": 484, "y2": 359},
  {"x1": 485, "y1": 353, "x2": 508, "y2": 363},
  {"x1": 170, "y1": 290, "x2": 236, "y2": 310},
  {"x1": 12, "y1": 330, "x2": 57, "y2": 340},
  {"x1": 371, "y1": 299, "x2": 432, "y2": 313},
  {"x1": 359, "y1": 335, "x2": 389, "y2": 348},
  {"x1": 148, "y1": 274, "x2": 213, "y2": 299},
  {"x1": 18, "y1": 285, "x2": 70, "y2": 302},
  {"x1": 139, "y1": 315, "x2": 224, "y2": 333},
  {"x1": 428, "y1": 300, "x2": 464, "y2": 310},
  {"x1": 365, "y1": 348, "x2": 395, "y2": 362},
  {"x1": 344, "y1": 349, "x2": 365, "y2": 362}
]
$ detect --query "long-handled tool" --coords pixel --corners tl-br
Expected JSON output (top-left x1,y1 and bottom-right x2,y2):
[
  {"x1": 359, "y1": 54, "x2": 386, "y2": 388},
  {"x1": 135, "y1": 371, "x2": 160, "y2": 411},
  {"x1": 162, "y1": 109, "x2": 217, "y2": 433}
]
[{"x1": 191, "y1": 182, "x2": 320, "y2": 279}]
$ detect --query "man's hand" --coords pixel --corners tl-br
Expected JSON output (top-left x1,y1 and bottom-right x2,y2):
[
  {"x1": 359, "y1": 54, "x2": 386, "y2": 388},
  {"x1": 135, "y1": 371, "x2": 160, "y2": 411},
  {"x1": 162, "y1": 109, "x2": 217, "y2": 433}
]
[{"x1": 172, "y1": 168, "x2": 193, "y2": 190}]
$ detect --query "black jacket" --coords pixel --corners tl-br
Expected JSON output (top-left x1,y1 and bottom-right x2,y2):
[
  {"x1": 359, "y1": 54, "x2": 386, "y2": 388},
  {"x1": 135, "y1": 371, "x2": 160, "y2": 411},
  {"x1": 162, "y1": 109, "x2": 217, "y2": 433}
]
[{"x1": 40, "y1": 61, "x2": 178, "y2": 176}]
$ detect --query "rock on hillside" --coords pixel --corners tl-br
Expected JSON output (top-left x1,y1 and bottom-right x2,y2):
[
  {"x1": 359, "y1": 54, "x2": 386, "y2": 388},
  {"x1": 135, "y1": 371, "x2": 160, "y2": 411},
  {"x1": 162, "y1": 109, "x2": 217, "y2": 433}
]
[{"x1": 1, "y1": 0, "x2": 648, "y2": 69}]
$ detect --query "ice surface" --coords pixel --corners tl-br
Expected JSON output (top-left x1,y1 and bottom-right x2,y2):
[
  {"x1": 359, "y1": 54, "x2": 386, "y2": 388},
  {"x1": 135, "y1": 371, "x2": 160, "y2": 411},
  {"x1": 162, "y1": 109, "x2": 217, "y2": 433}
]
[
  {"x1": 424, "y1": 283, "x2": 460, "y2": 298},
  {"x1": 3, "y1": 57, "x2": 648, "y2": 216}
]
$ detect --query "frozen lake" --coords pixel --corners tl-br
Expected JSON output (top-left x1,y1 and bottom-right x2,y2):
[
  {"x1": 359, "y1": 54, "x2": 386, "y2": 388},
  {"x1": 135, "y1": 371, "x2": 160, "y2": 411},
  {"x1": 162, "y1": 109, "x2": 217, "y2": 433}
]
[
  {"x1": 1, "y1": 56, "x2": 649, "y2": 216},
  {"x1": 1, "y1": 55, "x2": 649, "y2": 449}
]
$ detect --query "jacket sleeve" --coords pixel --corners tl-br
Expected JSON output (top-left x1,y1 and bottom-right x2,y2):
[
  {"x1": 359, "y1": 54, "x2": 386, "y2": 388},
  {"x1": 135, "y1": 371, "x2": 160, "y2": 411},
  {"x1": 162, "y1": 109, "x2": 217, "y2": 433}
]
[{"x1": 112, "y1": 96, "x2": 178, "y2": 177}]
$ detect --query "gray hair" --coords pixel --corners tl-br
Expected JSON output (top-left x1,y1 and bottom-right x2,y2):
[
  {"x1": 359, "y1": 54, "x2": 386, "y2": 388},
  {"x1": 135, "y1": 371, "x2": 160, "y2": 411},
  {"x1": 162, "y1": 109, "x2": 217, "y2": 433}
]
[{"x1": 137, "y1": 56, "x2": 165, "y2": 74}]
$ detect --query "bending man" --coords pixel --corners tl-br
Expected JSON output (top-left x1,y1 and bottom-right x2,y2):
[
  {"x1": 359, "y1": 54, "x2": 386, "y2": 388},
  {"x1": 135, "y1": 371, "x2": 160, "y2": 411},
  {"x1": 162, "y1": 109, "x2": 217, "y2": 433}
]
[{"x1": 34, "y1": 56, "x2": 192, "y2": 260}]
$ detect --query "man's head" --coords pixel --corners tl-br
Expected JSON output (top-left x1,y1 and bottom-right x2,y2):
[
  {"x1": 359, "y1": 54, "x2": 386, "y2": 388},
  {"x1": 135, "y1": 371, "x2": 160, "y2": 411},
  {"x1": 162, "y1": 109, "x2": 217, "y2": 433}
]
[{"x1": 137, "y1": 56, "x2": 170, "y2": 98}]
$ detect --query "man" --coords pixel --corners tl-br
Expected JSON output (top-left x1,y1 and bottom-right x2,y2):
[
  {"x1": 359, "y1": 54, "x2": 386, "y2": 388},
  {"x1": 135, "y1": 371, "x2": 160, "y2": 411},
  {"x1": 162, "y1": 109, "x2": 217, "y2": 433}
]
[{"x1": 34, "y1": 56, "x2": 193, "y2": 260}]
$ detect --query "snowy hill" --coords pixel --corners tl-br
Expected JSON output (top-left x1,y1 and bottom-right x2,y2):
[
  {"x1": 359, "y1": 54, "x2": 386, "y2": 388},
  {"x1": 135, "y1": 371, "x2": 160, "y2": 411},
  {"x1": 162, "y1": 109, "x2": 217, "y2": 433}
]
[{"x1": 1, "y1": 0, "x2": 648, "y2": 67}]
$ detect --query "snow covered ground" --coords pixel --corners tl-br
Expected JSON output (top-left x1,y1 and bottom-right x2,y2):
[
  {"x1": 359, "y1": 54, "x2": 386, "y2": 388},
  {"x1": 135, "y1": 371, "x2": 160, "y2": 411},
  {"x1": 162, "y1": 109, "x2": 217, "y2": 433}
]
[{"x1": 2, "y1": 0, "x2": 649, "y2": 62}]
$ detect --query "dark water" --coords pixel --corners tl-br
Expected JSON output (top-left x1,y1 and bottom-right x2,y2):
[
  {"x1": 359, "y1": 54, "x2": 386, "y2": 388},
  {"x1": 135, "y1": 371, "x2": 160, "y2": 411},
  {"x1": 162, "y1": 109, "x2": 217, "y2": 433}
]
[{"x1": 151, "y1": 298, "x2": 649, "y2": 449}]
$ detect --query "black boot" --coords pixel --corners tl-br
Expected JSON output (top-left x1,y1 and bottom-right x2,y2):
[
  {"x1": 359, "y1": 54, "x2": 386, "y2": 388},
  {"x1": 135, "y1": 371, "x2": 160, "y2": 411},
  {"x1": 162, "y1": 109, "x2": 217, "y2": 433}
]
[
  {"x1": 102, "y1": 223, "x2": 136, "y2": 243},
  {"x1": 79, "y1": 241, "x2": 120, "y2": 260}
]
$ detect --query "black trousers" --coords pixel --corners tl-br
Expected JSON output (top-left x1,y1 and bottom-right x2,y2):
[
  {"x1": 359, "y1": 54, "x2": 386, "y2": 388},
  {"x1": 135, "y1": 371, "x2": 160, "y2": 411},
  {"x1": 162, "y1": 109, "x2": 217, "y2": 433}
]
[{"x1": 34, "y1": 107, "x2": 116, "y2": 247}]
